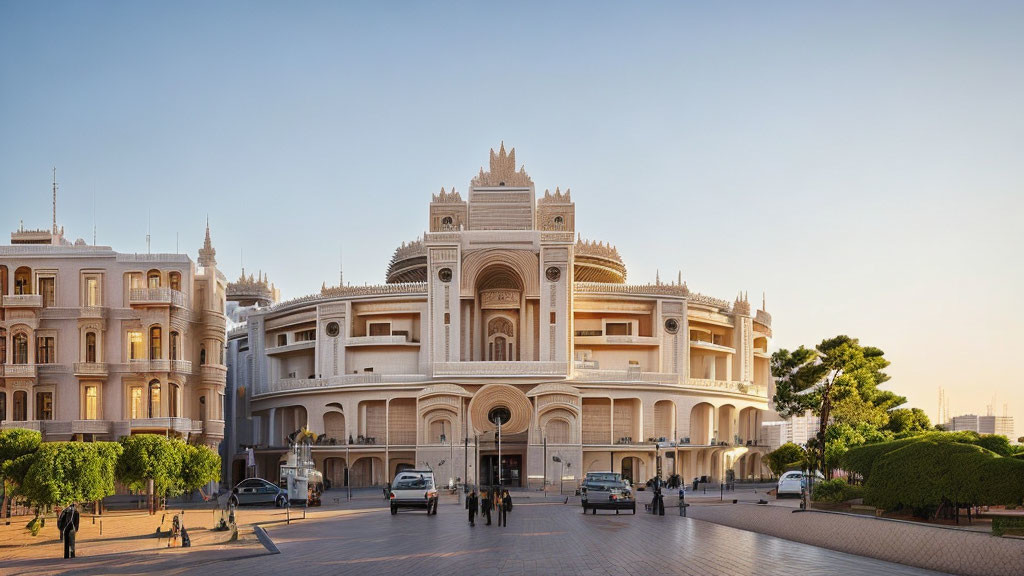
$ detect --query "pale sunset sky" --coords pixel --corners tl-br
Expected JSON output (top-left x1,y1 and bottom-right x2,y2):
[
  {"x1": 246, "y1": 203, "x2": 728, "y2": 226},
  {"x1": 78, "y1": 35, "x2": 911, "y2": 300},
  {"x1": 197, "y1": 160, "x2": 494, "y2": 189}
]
[{"x1": 2, "y1": 2, "x2": 1022, "y2": 431}]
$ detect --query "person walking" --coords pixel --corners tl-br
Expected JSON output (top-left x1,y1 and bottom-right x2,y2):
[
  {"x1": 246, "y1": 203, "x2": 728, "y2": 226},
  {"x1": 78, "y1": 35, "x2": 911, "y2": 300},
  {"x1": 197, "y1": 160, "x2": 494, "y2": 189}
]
[
  {"x1": 466, "y1": 490, "x2": 479, "y2": 526},
  {"x1": 498, "y1": 489, "x2": 512, "y2": 527},
  {"x1": 56, "y1": 503, "x2": 80, "y2": 559},
  {"x1": 169, "y1": 513, "x2": 182, "y2": 548},
  {"x1": 480, "y1": 488, "x2": 492, "y2": 526}
]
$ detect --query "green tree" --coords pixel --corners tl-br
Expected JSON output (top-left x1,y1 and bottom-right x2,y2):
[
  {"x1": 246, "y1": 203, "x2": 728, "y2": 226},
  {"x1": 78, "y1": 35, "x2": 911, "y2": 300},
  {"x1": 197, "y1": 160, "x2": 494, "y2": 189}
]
[
  {"x1": 975, "y1": 435, "x2": 1014, "y2": 457},
  {"x1": 0, "y1": 428, "x2": 42, "y2": 522},
  {"x1": 177, "y1": 443, "x2": 221, "y2": 495},
  {"x1": 884, "y1": 408, "x2": 932, "y2": 436},
  {"x1": 765, "y1": 442, "x2": 806, "y2": 476},
  {"x1": 772, "y1": 335, "x2": 902, "y2": 478},
  {"x1": 116, "y1": 435, "x2": 183, "y2": 512},
  {"x1": 19, "y1": 442, "x2": 122, "y2": 509}
]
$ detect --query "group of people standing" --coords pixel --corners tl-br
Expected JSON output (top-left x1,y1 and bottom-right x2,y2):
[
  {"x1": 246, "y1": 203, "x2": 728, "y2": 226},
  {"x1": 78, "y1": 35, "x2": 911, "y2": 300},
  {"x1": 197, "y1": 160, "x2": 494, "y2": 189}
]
[{"x1": 466, "y1": 486, "x2": 512, "y2": 527}]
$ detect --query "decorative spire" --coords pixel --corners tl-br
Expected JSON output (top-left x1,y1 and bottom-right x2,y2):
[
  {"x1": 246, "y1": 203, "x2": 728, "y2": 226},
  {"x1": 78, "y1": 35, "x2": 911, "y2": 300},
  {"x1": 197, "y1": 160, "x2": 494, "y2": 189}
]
[
  {"x1": 198, "y1": 218, "x2": 217, "y2": 267},
  {"x1": 762, "y1": 291, "x2": 766, "y2": 311},
  {"x1": 655, "y1": 269, "x2": 661, "y2": 285},
  {"x1": 52, "y1": 167, "x2": 58, "y2": 235},
  {"x1": 677, "y1": 270, "x2": 682, "y2": 286}
]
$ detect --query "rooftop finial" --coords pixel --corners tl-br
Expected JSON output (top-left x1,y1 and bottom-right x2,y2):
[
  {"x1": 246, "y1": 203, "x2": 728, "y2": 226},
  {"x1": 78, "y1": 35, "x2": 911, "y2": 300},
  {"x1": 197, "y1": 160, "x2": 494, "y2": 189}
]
[
  {"x1": 198, "y1": 218, "x2": 217, "y2": 267},
  {"x1": 762, "y1": 291, "x2": 766, "y2": 311}
]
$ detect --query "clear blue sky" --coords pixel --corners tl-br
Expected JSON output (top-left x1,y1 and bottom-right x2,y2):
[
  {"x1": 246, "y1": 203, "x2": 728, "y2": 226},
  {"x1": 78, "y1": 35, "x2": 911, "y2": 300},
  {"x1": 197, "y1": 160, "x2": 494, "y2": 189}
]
[{"x1": 2, "y1": 1, "x2": 1022, "y2": 430}]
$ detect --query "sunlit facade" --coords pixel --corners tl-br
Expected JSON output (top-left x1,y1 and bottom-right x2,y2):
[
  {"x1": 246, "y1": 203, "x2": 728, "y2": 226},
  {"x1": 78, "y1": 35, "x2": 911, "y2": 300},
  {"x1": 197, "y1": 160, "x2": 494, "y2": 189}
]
[{"x1": 226, "y1": 145, "x2": 773, "y2": 489}]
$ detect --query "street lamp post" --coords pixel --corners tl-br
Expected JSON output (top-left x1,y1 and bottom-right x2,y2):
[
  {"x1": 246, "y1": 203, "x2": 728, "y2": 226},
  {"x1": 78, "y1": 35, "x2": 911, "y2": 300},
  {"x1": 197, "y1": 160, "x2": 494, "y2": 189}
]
[{"x1": 552, "y1": 455, "x2": 563, "y2": 495}]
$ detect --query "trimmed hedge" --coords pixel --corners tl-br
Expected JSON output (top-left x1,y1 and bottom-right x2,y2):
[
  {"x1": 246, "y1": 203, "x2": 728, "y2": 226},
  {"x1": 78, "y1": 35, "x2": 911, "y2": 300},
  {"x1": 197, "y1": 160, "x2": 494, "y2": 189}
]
[
  {"x1": 863, "y1": 440, "x2": 1024, "y2": 516},
  {"x1": 812, "y1": 478, "x2": 864, "y2": 503},
  {"x1": 843, "y1": 431, "x2": 983, "y2": 482},
  {"x1": 992, "y1": 516, "x2": 1024, "y2": 537}
]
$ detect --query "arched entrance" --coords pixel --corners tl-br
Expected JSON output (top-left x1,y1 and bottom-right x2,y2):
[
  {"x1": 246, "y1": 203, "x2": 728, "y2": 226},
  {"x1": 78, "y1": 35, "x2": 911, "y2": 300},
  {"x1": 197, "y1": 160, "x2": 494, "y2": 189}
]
[
  {"x1": 476, "y1": 263, "x2": 524, "y2": 362},
  {"x1": 323, "y1": 457, "x2": 347, "y2": 488}
]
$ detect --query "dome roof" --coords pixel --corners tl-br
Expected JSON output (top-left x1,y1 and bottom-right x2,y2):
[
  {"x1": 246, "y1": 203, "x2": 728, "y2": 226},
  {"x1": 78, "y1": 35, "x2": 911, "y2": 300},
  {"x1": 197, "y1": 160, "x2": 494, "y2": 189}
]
[
  {"x1": 386, "y1": 238, "x2": 427, "y2": 283},
  {"x1": 574, "y1": 235, "x2": 626, "y2": 283}
]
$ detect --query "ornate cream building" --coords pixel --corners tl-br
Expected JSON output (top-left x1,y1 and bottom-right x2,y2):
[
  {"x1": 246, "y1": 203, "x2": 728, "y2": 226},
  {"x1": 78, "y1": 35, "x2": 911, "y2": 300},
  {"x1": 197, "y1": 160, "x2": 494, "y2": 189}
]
[
  {"x1": 227, "y1": 145, "x2": 773, "y2": 489},
  {"x1": 0, "y1": 220, "x2": 228, "y2": 449}
]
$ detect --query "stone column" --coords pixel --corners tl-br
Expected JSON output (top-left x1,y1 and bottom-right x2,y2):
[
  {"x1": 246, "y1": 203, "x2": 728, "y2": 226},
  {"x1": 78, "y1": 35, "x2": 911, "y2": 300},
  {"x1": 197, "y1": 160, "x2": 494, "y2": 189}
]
[{"x1": 268, "y1": 407, "x2": 277, "y2": 447}]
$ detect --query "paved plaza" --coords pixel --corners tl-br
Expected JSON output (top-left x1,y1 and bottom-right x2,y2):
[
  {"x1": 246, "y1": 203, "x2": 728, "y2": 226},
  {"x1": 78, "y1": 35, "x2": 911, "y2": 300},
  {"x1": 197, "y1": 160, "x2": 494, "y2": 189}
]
[{"x1": 0, "y1": 492, "x2": 953, "y2": 576}]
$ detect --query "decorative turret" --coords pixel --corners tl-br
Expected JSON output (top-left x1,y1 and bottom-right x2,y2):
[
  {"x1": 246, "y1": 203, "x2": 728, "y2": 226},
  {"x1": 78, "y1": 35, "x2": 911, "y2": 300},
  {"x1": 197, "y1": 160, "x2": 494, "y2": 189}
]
[
  {"x1": 733, "y1": 291, "x2": 751, "y2": 316},
  {"x1": 470, "y1": 141, "x2": 533, "y2": 188},
  {"x1": 227, "y1": 269, "x2": 278, "y2": 307},
  {"x1": 198, "y1": 220, "x2": 217, "y2": 267}
]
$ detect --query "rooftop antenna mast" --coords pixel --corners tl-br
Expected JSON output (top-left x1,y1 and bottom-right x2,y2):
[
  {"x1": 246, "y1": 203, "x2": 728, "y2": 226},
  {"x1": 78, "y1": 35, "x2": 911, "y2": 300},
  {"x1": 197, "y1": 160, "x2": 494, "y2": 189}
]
[
  {"x1": 92, "y1": 189, "x2": 97, "y2": 245},
  {"x1": 146, "y1": 209, "x2": 151, "y2": 254},
  {"x1": 52, "y1": 167, "x2": 58, "y2": 234},
  {"x1": 340, "y1": 243, "x2": 344, "y2": 287}
]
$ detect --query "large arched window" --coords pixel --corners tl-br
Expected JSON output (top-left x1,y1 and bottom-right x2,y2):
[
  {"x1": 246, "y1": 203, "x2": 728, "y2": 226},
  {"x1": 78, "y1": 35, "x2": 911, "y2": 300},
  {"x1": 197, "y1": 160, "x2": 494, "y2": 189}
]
[
  {"x1": 149, "y1": 326, "x2": 162, "y2": 360},
  {"x1": 86, "y1": 332, "x2": 97, "y2": 363},
  {"x1": 148, "y1": 380, "x2": 161, "y2": 418},
  {"x1": 169, "y1": 272, "x2": 181, "y2": 292},
  {"x1": 13, "y1": 390, "x2": 27, "y2": 421},
  {"x1": 13, "y1": 333, "x2": 29, "y2": 364},
  {"x1": 0, "y1": 392, "x2": 5, "y2": 423},
  {"x1": 0, "y1": 328, "x2": 6, "y2": 365},
  {"x1": 168, "y1": 383, "x2": 179, "y2": 418}
]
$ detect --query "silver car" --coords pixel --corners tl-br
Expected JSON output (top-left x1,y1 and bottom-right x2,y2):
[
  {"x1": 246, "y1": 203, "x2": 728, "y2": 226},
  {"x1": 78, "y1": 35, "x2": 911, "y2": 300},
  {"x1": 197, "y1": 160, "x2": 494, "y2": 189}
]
[{"x1": 229, "y1": 478, "x2": 288, "y2": 507}]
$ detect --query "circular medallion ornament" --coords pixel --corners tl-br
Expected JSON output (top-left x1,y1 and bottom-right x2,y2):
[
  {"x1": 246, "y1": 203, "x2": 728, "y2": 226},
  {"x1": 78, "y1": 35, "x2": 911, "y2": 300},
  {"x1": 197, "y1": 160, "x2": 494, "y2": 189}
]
[
  {"x1": 545, "y1": 266, "x2": 561, "y2": 282},
  {"x1": 664, "y1": 318, "x2": 679, "y2": 334},
  {"x1": 326, "y1": 322, "x2": 340, "y2": 337},
  {"x1": 438, "y1": 268, "x2": 453, "y2": 283},
  {"x1": 488, "y1": 406, "x2": 512, "y2": 426}
]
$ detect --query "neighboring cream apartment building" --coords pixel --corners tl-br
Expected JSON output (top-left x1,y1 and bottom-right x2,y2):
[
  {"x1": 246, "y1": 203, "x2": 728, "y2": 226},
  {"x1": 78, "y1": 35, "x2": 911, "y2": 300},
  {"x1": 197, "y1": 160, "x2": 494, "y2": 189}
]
[
  {"x1": 226, "y1": 145, "x2": 774, "y2": 489},
  {"x1": 0, "y1": 220, "x2": 228, "y2": 449}
]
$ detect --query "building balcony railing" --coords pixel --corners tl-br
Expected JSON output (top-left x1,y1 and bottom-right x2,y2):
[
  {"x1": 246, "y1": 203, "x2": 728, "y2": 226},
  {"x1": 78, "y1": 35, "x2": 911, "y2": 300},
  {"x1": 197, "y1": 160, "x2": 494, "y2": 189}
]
[
  {"x1": 256, "y1": 373, "x2": 428, "y2": 396},
  {"x1": 128, "y1": 287, "x2": 187, "y2": 307},
  {"x1": 71, "y1": 420, "x2": 113, "y2": 435},
  {"x1": 171, "y1": 360, "x2": 193, "y2": 374},
  {"x1": 129, "y1": 359, "x2": 170, "y2": 373},
  {"x1": 200, "y1": 363, "x2": 227, "y2": 384},
  {"x1": 574, "y1": 335, "x2": 660, "y2": 346},
  {"x1": 689, "y1": 340, "x2": 736, "y2": 354},
  {"x1": 573, "y1": 367, "x2": 679, "y2": 384},
  {"x1": 432, "y1": 361, "x2": 567, "y2": 378},
  {"x1": 2, "y1": 294, "x2": 43, "y2": 308},
  {"x1": 204, "y1": 419, "x2": 225, "y2": 437},
  {"x1": 129, "y1": 417, "x2": 196, "y2": 434},
  {"x1": 2, "y1": 420, "x2": 42, "y2": 431},
  {"x1": 266, "y1": 340, "x2": 316, "y2": 356},
  {"x1": 79, "y1": 306, "x2": 106, "y2": 319},
  {"x1": 3, "y1": 364, "x2": 37, "y2": 378},
  {"x1": 346, "y1": 335, "x2": 420, "y2": 347},
  {"x1": 74, "y1": 362, "x2": 109, "y2": 377},
  {"x1": 687, "y1": 378, "x2": 767, "y2": 397}
]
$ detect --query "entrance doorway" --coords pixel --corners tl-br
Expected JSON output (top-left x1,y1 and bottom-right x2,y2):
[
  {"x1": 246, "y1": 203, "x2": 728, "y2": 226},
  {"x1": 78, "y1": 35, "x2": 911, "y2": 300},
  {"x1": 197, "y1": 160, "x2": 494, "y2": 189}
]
[{"x1": 480, "y1": 454, "x2": 522, "y2": 487}]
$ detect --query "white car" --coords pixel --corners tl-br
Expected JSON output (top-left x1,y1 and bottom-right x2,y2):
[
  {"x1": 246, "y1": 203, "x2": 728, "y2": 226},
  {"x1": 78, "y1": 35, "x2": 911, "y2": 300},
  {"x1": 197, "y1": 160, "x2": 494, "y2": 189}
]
[
  {"x1": 776, "y1": 470, "x2": 824, "y2": 498},
  {"x1": 389, "y1": 470, "x2": 438, "y2": 515}
]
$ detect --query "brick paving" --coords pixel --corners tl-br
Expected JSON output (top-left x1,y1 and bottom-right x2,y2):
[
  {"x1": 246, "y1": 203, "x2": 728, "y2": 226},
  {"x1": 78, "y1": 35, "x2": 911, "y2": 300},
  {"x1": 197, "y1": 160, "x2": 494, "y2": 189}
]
[{"x1": 0, "y1": 492, "x2": 956, "y2": 575}]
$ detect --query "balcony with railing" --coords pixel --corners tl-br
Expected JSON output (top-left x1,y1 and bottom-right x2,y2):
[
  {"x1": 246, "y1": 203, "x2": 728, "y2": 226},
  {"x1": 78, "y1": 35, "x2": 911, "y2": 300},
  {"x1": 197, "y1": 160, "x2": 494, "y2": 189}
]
[
  {"x1": 686, "y1": 378, "x2": 767, "y2": 398},
  {"x1": 74, "y1": 362, "x2": 109, "y2": 377},
  {"x1": 689, "y1": 340, "x2": 736, "y2": 354},
  {"x1": 200, "y1": 363, "x2": 227, "y2": 382},
  {"x1": 256, "y1": 373, "x2": 428, "y2": 396},
  {"x1": 128, "y1": 287, "x2": 187, "y2": 307},
  {"x1": 1, "y1": 421, "x2": 42, "y2": 431},
  {"x1": 572, "y1": 364, "x2": 678, "y2": 384},
  {"x1": 204, "y1": 419, "x2": 225, "y2": 437},
  {"x1": 432, "y1": 361, "x2": 567, "y2": 378},
  {"x1": 4, "y1": 364, "x2": 37, "y2": 378},
  {"x1": 170, "y1": 360, "x2": 193, "y2": 374},
  {"x1": 266, "y1": 340, "x2": 316, "y2": 356},
  {"x1": 2, "y1": 294, "x2": 43, "y2": 308},
  {"x1": 129, "y1": 359, "x2": 170, "y2": 373},
  {"x1": 129, "y1": 417, "x2": 195, "y2": 434},
  {"x1": 79, "y1": 306, "x2": 106, "y2": 319},
  {"x1": 574, "y1": 333, "x2": 660, "y2": 346},
  {"x1": 346, "y1": 334, "x2": 420, "y2": 347}
]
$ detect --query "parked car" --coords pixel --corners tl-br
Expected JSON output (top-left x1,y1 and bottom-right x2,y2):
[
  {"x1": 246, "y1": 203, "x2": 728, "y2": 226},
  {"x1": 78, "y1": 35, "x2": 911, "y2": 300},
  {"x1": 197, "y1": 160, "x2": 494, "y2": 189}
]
[
  {"x1": 228, "y1": 478, "x2": 288, "y2": 507},
  {"x1": 389, "y1": 470, "x2": 438, "y2": 515},
  {"x1": 776, "y1": 470, "x2": 825, "y2": 498},
  {"x1": 581, "y1": 471, "x2": 636, "y2": 515}
]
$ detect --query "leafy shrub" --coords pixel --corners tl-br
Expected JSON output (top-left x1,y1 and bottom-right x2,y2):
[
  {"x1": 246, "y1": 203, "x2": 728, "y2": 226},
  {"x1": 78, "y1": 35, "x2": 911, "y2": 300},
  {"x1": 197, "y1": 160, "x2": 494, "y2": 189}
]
[
  {"x1": 812, "y1": 478, "x2": 865, "y2": 503},
  {"x1": 843, "y1": 431, "x2": 981, "y2": 482},
  {"x1": 992, "y1": 516, "x2": 1024, "y2": 537},
  {"x1": 975, "y1": 435, "x2": 1014, "y2": 457}
]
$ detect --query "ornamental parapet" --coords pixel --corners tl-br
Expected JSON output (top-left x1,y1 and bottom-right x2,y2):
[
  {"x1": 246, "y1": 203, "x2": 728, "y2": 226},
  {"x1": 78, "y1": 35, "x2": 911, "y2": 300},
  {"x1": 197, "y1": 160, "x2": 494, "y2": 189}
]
[
  {"x1": 433, "y1": 361, "x2": 567, "y2": 378},
  {"x1": 272, "y1": 283, "x2": 428, "y2": 311},
  {"x1": 686, "y1": 378, "x2": 767, "y2": 398},
  {"x1": 2, "y1": 294, "x2": 43, "y2": 308},
  {"x1": 74, "y1": 362, "x2": 108, "y2": 377},
  {"x1": 129, "y1": 287, "x2": 187, "y2": 307},
  {"x1": 255, "y1": 373, "x2": 429, "y2": 396},
  {"x1": 572, "y1": 367, "x2": 678, "y2": 384}
]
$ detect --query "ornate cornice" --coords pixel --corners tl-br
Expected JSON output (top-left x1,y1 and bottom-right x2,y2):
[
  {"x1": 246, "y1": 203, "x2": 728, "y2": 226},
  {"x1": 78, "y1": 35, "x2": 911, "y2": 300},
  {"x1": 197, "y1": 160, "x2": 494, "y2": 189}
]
[{"x1": 470, "y1": 142, "x2": 533, "y2": 188}]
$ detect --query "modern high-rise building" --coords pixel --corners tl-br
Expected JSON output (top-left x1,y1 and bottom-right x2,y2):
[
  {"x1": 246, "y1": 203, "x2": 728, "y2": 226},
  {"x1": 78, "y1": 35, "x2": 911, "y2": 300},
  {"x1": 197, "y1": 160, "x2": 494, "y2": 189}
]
[
  {"x1": 0, "y1": 218, "x2": 228, "y2": 449},
  {"x1": 946, "y1": 413, "x2": 1014, "y2": 439},
  {"x1": 224, "y1": 145, "x2": 775, "y2": 489}
]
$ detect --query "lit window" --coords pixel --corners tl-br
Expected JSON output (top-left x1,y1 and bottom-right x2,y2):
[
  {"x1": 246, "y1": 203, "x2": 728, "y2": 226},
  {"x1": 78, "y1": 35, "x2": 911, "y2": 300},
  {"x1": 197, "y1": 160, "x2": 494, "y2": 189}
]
[
  {"x1": 85, "y1": 386, "x2": 98, "y2": 420},
  {"x1": 36, "y1": 392, "x2": 53, "y2": 420},
  {"x1": 86, "y1": 332, "x2": 97, "y2": 362},
  {"x1": 85, "y1": 277, "x2": 100, "y2": 307},
  {"x1": 149, "y1": 326, "x2": 162, "y2": 359},
  {"x1": 130, "y1": 387, "x2": 144, "y2": 419},
  {"x1": 149, "y1": 381, "x2": 161, "y2": 418},
  {"x1": 128, "y1": 331, "x2": 143, "y2": 360},
  {"x1": 38, "y1": 277, "x2": 55, "y2": 307}
]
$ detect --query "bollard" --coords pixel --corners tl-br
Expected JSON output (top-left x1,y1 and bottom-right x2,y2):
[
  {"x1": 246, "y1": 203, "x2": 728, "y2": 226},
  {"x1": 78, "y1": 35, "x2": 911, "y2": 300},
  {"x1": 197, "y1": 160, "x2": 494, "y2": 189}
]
[
  {"x1": 678, "y1": 502, "x2": 688, "y2": 517},
  {"x1": 100, "y1": 520, "x2": 103, "y2": 535}
]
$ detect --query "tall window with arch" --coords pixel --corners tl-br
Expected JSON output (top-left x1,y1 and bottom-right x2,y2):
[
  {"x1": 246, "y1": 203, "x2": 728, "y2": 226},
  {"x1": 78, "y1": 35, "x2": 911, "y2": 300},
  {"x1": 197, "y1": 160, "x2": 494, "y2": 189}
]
[
  {"x1": 199, "y1": 345, "x2": 206, "y2": 366},
  {"x1": 13, "y1": 390, "x2": 27, "y2": 421},
  {"x1": 13, "y1": 333, "x2": 28, "y2": 364},
  {"x1": 170, "y1": 331, "x2": 180, "y2": 360},
  {"x1": 130, "y1": 386, "x2": 144, "y2": 419},
  {"x1": 149, "y1": 326, "x2": 162, "y2": 360},
  {"x1": 84, "y1": 385, "x2": 98, "y2": 420},
  {"x1": 169, "y1": 383, "x2": 179, "y2": 418},
  {"x1": 86, "y1": 332, "x2": 97, "y2": 363},
  {"x1": 147, "y1": 270, "x2": 161, "y2": 289},
  {"x1": 148, "y1": 380, "x2": 161, "y2": 418},
  {"x1": 0, "y1": 328, "x2": 6, "y2": 365}
]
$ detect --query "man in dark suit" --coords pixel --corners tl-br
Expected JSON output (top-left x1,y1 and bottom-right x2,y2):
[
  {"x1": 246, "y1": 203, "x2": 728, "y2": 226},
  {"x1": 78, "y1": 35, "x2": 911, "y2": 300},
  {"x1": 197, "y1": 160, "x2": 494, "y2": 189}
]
[{"x1": 57, "y1": 503, "x2": 81, "y2": 559}]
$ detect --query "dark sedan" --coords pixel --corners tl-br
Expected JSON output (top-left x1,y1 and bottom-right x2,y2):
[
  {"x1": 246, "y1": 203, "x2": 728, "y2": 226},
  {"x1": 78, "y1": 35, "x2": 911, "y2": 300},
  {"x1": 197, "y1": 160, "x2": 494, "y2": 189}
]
[{"x1": 228, "y1": 478, "x2": 288, "y2": 507}]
